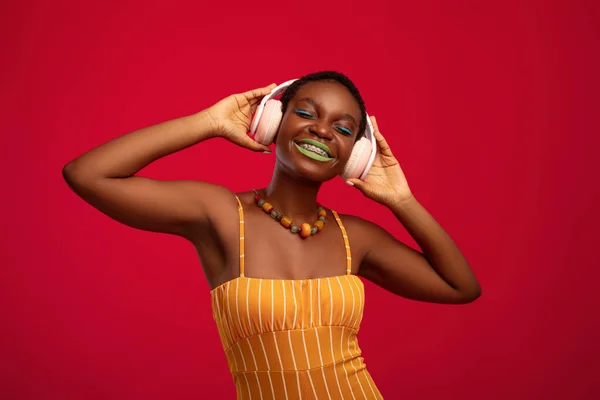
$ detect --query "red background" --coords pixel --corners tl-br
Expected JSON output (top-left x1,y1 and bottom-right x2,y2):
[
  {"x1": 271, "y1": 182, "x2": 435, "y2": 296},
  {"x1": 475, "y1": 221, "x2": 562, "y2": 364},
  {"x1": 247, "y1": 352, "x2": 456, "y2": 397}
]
[{"x1": 2, "y1": 0, "x2": 599, "y2": 399}]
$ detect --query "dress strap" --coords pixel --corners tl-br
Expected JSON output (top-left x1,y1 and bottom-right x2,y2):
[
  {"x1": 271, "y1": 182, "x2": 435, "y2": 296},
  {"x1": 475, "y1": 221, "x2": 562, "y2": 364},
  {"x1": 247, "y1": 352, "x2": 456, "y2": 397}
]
[
  {"x1": 330, "y1": 210, "x2": 352, "y2": 275},
  {"x1": 234, "y1": 195, "x2": 245, "y2": 277}
]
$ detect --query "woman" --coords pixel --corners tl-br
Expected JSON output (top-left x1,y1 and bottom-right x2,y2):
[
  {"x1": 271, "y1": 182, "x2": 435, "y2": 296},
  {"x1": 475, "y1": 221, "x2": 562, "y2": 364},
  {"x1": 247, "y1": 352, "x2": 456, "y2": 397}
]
[{"x1": 63, "y1": 71, "x2": 481, "y2": 399}]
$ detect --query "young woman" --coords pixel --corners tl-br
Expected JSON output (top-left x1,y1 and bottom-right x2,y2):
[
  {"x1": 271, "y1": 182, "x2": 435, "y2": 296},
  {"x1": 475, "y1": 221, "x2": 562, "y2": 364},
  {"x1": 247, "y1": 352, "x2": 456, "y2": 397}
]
[{"x1": 63, "y1": 71, "x2": 481, "y2": 399}]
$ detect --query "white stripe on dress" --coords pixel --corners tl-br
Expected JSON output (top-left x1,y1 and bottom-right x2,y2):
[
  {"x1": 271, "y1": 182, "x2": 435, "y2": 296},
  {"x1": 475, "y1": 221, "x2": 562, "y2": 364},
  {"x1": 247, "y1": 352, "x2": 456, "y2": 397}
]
[
  {"x1": 344, "y1": 279, "x2": 367, "y2": 398},
  {"x1": 318, "y1": 279, "x2": 322, "y2": 326},
  {"x1": 288, "y1": 330, "x2": 302, "y2": 399},
  {"x1": 226, "y1": 281, "x2": 235, "y2": 345},
  {"x1": 314, "y1": 328, "x2": 332, "y2": 400},
  {"x1": 271, "y1": 280, "x2": 275, "y2": 329},
  {"x1": 309, "y1": 280, "x2": 313, "y2": 326},
  {"x1": 337, "y1": 277, "x2": 356, "y2": 400},
  {"x1": 258, "y1": 335, "x2": 275, "y2": 398},
  {"x1": 236, "y1": 278, "x2": 243, "y2": 338},
  {"x1": 273, "y1": 332, "x2": 288, "y2": 400},
  {"x1": 258, "y1": 280, "x2": 263, "y2": 330},
  {"x1": 328, "y1": 279, "x2": 344, "y2": 398},
  {"x1": 350, "y1": 277, "x2": 363, "y2": 329},
  {"x1": 254, "y1": 371, "x2": 264, "y2": 400},
  {"x1": 349, "y1": 339, "x2": 367, "y2": 399},
  {"x1": 237, "y1": 342, "x2": 248, "y2": 370},
  {"x1": 291, "y1": 281, "x2": 298, "y2": 328},
  {"x1": 247, "y1": 280, "x2": 254, "y2": 335},
  {"x1": 362, "y1": 367, "x2": 379, "y2": 399},
  {"x1": 243, "y1": 373, "x2": 252, "y2": 400},
  {"x1": 247, "y1": 338, "x2": 259, "y2": 372},
  {"x1": 301, "y1": 329, "x2": 318, "y2": 399},
  {"x1": 281, "y1": 281, "x2": 286, "y2": 330}
]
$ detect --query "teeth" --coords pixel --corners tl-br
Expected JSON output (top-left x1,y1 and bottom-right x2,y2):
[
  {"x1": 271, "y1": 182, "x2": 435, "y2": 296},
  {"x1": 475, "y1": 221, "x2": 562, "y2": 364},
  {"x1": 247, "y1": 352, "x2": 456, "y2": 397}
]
[{"x1": 299, "y1": 143, "x2": 329, "y2": 158}]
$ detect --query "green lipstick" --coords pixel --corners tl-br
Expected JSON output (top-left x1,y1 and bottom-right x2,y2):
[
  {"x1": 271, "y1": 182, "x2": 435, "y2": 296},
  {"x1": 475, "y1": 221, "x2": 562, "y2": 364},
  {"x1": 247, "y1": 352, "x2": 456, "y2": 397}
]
[
  {"x1": 296, "y1": 139, "x2": 332, "y2": 157},
  {"x1": 294, "y1": 142, "x2": 332, "y2": 162}
]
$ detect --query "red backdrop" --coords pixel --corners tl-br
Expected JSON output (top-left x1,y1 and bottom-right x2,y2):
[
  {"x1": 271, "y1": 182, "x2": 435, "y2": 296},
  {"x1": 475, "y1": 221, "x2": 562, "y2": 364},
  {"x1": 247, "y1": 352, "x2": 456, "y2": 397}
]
[{"x1": 2, "y1": 0, "x2": 599, "y2": 399}]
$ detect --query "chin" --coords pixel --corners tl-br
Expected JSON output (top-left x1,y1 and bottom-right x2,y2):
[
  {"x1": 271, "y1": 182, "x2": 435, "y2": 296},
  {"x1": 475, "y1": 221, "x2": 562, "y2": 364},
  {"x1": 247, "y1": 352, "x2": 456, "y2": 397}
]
[
  {"x1": 277, "y1": 144, "x2": 341, "y2": 183},
  {"x1": 297, "y1": 164, "x2": 339, "y2": 183}
]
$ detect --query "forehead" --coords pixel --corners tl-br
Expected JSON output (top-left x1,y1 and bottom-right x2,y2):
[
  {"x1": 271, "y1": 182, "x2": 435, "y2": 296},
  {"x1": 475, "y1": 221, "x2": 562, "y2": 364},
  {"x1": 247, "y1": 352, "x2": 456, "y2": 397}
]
[{"x1": 291, "y1": 81, "x2": 361, "y2": 117}]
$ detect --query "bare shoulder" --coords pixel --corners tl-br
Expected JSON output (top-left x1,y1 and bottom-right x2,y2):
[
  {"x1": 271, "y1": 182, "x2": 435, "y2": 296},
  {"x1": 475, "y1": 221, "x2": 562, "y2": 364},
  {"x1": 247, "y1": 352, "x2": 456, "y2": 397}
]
[
  {"x1": 186, "y1": 182, "x2": 242, "y2": 230},
  {"x1": 335, "y1": 212, "x2": 386, "y2": 238},
  {"x1": 333, "y1": 212, "x2": 390, "y2": 261}
]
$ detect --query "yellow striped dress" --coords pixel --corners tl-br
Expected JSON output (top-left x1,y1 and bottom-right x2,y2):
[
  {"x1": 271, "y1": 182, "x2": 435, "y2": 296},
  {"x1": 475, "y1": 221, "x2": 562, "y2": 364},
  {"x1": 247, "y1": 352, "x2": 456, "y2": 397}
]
[{"x1": 210, "y1": 196, "x2": 383, "y2": 399}]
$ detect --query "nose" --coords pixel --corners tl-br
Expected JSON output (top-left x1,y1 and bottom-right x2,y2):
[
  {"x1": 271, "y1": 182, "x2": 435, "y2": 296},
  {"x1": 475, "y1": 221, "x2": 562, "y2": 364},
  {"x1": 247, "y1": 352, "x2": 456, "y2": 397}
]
[{"x1": 308, "y1": 121, "x2": 334, "y2": 140}]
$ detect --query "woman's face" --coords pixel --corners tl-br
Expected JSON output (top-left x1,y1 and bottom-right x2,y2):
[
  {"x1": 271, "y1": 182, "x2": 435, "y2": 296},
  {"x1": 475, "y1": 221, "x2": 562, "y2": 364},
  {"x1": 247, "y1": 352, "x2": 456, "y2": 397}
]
[{"x1": 274, "y1": 80, "x2": 362, "y2": 182}]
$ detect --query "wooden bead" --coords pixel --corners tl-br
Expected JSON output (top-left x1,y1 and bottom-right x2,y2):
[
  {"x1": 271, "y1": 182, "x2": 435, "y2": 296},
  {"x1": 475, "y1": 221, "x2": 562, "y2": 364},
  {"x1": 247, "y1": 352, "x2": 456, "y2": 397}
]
[
  {"x1": 262, "y1": 202, "x2": 273, "y2": 213},
  {"x1": 300, "y1": 223, "x2": 312, "y2": 238},
  {"x1": 314, "y1": 220, "x2": 324, "y2": 231},
  {"x1": 280, "y1": 216, "x2": 293, "y2": 228},
  {"x1": 253, "y1": 189, "x2": 327, "y2": 238}
]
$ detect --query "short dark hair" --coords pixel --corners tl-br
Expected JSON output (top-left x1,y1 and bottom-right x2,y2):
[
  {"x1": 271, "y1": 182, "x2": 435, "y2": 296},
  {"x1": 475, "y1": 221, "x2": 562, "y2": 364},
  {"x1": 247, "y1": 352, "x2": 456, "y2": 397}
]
[{"x1": 280, "y1": 71, "x2": 367, "y2": 139}]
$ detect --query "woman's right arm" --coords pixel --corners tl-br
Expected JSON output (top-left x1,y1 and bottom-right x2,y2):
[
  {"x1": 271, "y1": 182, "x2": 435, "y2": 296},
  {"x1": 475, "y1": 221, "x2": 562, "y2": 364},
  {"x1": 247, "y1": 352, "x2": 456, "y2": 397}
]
[{"x1": 62, "y1": 84, "x2": 275, "y2": 239}]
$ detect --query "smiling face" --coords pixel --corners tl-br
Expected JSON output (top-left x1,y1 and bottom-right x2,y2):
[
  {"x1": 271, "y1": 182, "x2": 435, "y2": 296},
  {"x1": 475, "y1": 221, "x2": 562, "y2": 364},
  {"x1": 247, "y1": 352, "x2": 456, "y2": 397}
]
[{"x1": 274, "y1": 80, "x2": 363, "y2": 182}]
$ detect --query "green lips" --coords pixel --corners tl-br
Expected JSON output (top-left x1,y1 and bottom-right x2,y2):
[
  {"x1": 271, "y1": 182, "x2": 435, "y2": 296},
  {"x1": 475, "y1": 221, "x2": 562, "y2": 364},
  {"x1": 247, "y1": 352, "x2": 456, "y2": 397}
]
[
  {"x1": 296, "y1": 139, "x2": 332, "y2": 156},
  {"x1": 293, "y1": 139, "x2": 333, "y2": 162},
  {"x1": 294, "y1": 143, "x2": 331, "y2": 162}
]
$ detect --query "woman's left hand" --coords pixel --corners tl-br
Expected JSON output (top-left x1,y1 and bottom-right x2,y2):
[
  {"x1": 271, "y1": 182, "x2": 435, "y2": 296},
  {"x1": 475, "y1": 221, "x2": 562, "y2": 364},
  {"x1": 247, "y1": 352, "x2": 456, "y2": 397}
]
[{"x1": 346, "y1": 116, "x2": 413, "y2": 208}]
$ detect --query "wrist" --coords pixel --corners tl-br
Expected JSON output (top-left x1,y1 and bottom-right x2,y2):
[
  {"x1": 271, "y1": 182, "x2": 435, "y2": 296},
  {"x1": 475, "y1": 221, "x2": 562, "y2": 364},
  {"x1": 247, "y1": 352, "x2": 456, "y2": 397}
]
[
  {"x1": 388, "y1": 193, "x2": 417, "y2": 212},
  {"x1": 189, "y1": 110, "x2": 220, "y2": 141}
]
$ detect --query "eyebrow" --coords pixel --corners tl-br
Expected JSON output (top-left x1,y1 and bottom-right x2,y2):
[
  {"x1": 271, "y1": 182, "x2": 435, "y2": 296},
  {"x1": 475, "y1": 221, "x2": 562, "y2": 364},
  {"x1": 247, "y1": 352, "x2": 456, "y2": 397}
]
[{"x1": 296, "y1": 97, "x2": 358, "y2": 126}]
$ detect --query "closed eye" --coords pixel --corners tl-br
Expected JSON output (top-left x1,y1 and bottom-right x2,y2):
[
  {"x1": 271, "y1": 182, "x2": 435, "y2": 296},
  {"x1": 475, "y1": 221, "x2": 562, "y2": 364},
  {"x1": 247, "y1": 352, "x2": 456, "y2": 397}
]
[
  {"x1": 295, "y1": 109, "x2": 314, "y2": 118},
  {"x1": 336, "y1": 126, "x2": 353, "y2": 136}
]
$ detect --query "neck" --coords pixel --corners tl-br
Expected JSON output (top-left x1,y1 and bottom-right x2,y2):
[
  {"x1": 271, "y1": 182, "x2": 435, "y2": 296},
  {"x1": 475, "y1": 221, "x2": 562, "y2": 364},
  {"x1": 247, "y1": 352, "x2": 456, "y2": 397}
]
[{"x1": 261, "y1": 163, "x2": 322, "y2": 221}]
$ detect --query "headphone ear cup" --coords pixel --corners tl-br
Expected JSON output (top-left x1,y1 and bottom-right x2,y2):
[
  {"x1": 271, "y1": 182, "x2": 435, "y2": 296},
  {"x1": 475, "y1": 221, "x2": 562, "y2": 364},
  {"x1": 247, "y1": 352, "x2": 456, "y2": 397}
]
[
  {"x1": 253, "y1": 99, "x2": 282, "y2": 145},
  {"x1": 340, "y1": 137, "x2": 373, "y2": 180}
]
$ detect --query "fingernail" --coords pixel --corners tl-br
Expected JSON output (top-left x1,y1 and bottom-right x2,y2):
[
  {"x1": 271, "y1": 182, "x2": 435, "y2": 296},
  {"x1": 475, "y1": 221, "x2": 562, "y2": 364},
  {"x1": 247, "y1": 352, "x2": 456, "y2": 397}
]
[
  {"x1": 346, "y1": 180, "x2": 354, "y2": 186},
  {"x1": 263, "y1": 150, "x2": 271, "y2": 154}
]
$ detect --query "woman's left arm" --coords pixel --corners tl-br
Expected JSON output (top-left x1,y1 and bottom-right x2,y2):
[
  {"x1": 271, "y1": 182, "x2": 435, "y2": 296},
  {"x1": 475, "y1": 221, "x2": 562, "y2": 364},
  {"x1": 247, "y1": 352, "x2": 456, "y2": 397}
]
[{"x1": 346, "y1": 117, "x2": 481, "y2": 304}]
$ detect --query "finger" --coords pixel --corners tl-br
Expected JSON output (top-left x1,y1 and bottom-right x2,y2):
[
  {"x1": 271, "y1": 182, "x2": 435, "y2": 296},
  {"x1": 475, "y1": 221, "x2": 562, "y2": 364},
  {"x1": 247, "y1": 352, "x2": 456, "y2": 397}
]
[
  {"x1": 240, "y1": 134, "x2": 272, "y2": 153},
  {"x1": 243, "y1": 83, "x2": 277, "y2": 101},
  {"x1": 345, "y1": 178, "x2": 369, "y2": 195},
  {"x1": 370, "y1": 118, "x2": 393, "y2": 155},
  {"x1": 370, "y1": 115, "x2": 380, "y2": 132}
]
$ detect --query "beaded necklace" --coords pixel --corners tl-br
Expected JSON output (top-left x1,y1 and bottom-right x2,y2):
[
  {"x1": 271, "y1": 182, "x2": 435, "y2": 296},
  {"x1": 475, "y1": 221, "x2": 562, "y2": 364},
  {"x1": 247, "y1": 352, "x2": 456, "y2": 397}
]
[{"x1": 253, "y1": 189, "x2": 327, "y2": 238}]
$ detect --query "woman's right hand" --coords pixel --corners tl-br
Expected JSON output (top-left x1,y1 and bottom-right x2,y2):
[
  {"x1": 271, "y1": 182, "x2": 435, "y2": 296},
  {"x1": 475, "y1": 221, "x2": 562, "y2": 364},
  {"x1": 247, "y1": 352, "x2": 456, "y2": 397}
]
[{"x1": 204, "y1": 83, "x2": 277, "y2": 152}]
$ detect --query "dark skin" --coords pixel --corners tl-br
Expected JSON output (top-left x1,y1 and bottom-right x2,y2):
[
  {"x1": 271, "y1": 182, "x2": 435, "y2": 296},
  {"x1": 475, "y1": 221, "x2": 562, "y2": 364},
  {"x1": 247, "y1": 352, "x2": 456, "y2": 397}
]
[{"x1": 63, "y1": 80, "x2": 481, "y2": 304}]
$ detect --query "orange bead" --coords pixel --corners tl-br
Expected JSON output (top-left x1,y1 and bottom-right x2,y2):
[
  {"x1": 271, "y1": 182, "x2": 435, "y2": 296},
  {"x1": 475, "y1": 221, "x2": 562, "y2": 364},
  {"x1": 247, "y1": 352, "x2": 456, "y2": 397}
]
[
  {"x1": 262, "y1": 202, "x2": 273, "y2": 213},
  {"x1": 314, "y1": 220, "x2": 324, "y2": 231},
  {"x1": 318, "y1": 209, "x2": 327, "y2": 217},
  {"x1": 280, "y1": 216, "x2": 293, "y2": 228},
  {"x1": 300, "y1": 223, "x2": 312, "y2": 238}
]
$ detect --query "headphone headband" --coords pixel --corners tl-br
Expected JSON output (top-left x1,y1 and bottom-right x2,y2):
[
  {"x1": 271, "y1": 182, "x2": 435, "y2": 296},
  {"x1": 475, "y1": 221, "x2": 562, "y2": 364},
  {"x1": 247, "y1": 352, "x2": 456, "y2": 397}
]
[{"x1": 249, "y1": 78, "x2": 377, "y2": 180}]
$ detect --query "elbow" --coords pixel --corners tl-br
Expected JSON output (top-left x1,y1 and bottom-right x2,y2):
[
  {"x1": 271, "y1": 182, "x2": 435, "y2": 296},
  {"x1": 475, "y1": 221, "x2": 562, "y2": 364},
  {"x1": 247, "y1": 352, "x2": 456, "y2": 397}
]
[
  {"x1": 62, "y1": 161, "x2": 81, "y2": 187},
  {"x1": 460, "y1": 284, "x2": 482, "y2": 304},
  {"x1": 62, "y1": 161, "x2": 74, "y2": 181},
  {"x1": 62, "y1": 160, "x2": 94, "y2": 190}
]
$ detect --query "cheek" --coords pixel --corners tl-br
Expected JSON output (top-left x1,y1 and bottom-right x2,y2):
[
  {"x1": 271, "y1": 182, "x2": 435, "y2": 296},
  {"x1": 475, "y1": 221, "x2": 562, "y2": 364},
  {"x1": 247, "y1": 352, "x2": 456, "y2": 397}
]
[
  {"x1": 273, "y1": 115, "x2": 292, "y2": 145},
  {"x1": 340, "y1": 139, "x2": 357, "y2": 161}
]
